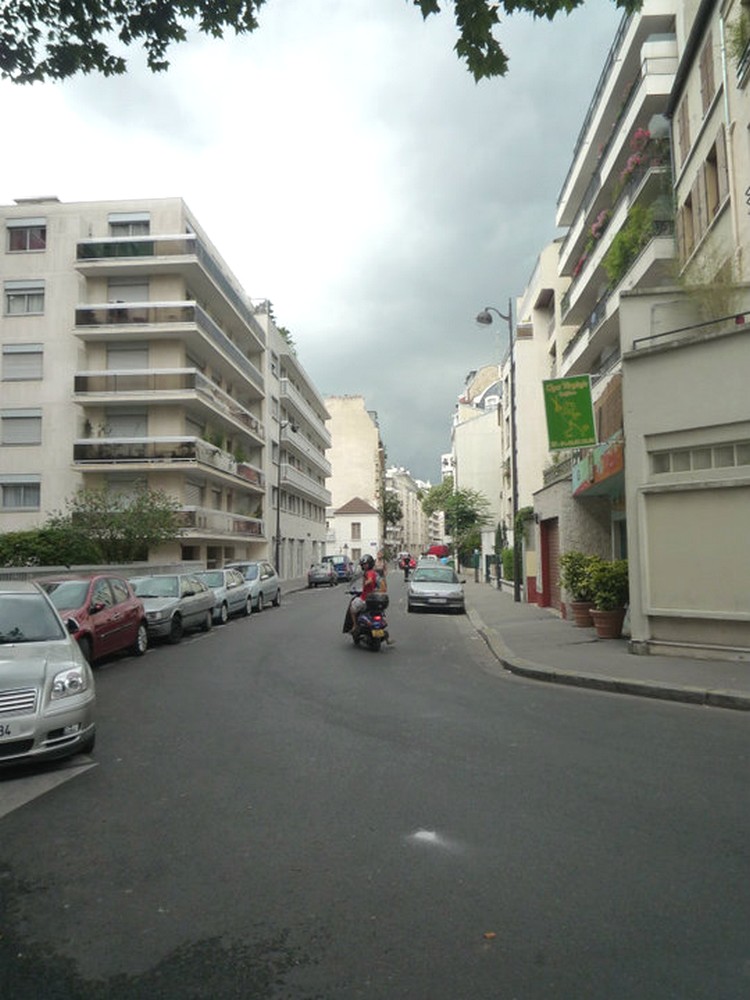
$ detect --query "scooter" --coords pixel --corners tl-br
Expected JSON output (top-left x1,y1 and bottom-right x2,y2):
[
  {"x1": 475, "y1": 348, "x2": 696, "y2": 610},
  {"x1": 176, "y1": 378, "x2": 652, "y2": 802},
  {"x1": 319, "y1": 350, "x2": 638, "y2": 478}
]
[{"x1": 343, "y1": 590, "x2": 391, "y2": 652}]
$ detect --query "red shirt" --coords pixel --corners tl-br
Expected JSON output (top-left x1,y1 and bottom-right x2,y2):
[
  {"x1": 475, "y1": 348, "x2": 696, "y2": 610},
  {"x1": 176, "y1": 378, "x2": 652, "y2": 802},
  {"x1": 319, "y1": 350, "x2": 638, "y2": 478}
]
[{"x1": 360, "y1": 568, "x2": 378, "y2": 599}]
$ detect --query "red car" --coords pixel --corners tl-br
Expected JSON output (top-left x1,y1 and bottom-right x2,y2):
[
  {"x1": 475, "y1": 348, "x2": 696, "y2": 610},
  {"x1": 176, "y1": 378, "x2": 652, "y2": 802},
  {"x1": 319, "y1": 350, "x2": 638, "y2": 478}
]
[{"x1": 41, "y1": 574, "x2": 148, "y2": 664}]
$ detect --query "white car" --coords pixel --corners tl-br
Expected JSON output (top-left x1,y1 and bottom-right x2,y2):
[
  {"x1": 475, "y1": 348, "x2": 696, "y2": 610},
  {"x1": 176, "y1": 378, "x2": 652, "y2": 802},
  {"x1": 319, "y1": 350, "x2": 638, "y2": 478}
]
[
  {"x1": 0, "y1": 581, "x2": 96, "y2": 767},
  {"x1": 225, "y1": 561, "x2": 282, "y2": 612},
  {"x1": 195, "y1": 569, "x2": 253, "y2": 623},
  {"x1": 407, "y1": 565, "x2": 466, "y2": 614},
  {"x1": 130, "y1": 573, "x2": 215, "y2": 643}
]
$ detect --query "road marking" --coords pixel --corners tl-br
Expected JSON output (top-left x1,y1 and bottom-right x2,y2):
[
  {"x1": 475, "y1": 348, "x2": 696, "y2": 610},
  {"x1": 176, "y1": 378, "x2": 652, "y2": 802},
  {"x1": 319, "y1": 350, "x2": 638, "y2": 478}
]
[{"x1": 0, "y1": 759, "x2": 96, "y2": 820}]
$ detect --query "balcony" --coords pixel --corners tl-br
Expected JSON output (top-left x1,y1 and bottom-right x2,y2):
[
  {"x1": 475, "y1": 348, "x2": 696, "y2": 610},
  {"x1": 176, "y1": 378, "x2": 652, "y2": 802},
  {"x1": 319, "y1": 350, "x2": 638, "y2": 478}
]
[
  {"x1": 75, "y1": 301, "x2": 264, "y2": 395},
  {"x1": 75, "y1": 233, "x2": 266, "y2": 350},
  {"x1": 279, "y1": 463, "x2": 331, "y2": 505},
  {"x1": 281, "y1": 422, "x2": 331, "y2": 477},
  {"x1": 73, "y1": 435, "x2": 265, "y2": 491},
  {"x1": 74, "y1": 368, "x2": 265, "y2": 445},
  {"x1": 178, "y1": 506, "x2": 265, "y2": 538},
  {"x1": 280, "y1": 378, "x2": 332, "y2": 447}
]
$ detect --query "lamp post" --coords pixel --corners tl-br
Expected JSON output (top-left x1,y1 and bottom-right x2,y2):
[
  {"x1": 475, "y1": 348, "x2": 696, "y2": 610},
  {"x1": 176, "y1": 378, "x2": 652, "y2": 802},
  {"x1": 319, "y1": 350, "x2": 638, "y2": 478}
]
[
  {"x1": 476, "y1": 301, "x2": 521, "y2": 602},
  {"x1": 274, "y1": 419, "x2": 297, "y2": 573}
]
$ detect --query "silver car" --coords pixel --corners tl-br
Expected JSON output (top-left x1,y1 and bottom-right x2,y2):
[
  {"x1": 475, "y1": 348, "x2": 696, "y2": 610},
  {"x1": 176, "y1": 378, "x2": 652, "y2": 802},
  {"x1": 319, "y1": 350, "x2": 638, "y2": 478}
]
[
  {"x1": 407, "y1": 565, "x2": 466, "y2": 614},
  {"x1": 194, "y1": 569, "x2": 253, "y2": 624},
  {"x1": 0, "y1": 581, "x2": 96, "y2": 767},
  {"x1": 130, "y1": 573, "x2": 215, "y2": 643},
  {"x1": 225, "y1": 560, "x2": 281, "y2": 612}
]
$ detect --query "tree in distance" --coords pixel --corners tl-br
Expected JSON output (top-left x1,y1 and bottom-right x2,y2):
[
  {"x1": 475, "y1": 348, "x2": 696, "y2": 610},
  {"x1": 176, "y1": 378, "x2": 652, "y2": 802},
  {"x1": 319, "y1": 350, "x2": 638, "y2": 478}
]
[{"x1": 1, "y1": 0, "x2": 642, "y2": 85}]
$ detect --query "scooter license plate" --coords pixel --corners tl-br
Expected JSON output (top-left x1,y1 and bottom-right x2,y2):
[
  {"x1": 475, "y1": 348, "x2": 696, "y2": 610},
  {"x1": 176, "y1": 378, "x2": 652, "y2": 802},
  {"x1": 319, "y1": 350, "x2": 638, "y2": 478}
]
[{"x1": 371, "y1": 629, "x2": 385, "y2": 638}]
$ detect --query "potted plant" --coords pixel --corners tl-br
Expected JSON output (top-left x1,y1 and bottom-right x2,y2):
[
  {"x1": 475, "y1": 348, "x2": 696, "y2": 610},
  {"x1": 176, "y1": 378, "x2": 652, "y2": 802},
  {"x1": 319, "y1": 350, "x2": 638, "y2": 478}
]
[
  {"x1": 586, "y1": 558, "x2": 629, "y2": 638},
  {"x1": 559, "y1": 551, "x2": 596, "y2": 627}
]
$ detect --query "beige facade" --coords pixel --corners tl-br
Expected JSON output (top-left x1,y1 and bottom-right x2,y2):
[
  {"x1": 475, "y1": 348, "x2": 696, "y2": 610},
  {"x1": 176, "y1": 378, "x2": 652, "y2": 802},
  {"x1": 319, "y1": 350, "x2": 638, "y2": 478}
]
[
  {"x1": 384, "y1": 466, "x2": 431, "y2": 557},
  {"x1": 1, "y1": 196, "x2": 329, "y2": 576},
  {"x1": 324, "y1": 395, "x2": 385, "y2": 553}
]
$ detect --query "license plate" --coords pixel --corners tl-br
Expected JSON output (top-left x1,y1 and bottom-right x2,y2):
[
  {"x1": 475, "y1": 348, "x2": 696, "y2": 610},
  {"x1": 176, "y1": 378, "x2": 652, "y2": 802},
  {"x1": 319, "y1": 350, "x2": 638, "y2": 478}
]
[
  {"x1": 429, "y1": 598, "x2": 447, "y2": 604},
  {"x1": 371, "y1": 629, "x2": 385, "y2": 638}
]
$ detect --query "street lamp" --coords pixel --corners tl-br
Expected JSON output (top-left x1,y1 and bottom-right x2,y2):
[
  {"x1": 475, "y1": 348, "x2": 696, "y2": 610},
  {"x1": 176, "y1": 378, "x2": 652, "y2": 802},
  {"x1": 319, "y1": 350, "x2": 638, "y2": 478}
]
[
  {"x1": 476, "y1": 301, "x2": 521, "y2": 602},
  {"x1": 274, "y1": 418, "x2": 297, "y2": 573}
]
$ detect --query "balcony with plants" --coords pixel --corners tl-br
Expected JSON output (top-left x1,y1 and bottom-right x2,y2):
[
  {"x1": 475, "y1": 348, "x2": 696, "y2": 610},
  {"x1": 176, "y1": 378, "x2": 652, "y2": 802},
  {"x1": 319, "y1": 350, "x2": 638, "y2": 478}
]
[
  {"x1": 74, "y1": 367, "x2": 265, "y2": 446},
  {"x1": 73, "y1": 435, "x2": 265, "y2": 492}
]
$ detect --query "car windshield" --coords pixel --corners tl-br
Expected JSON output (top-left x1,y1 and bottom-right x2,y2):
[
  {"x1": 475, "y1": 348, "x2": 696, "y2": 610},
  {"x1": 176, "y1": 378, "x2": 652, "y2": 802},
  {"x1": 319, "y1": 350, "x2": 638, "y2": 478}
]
[
  {"x1": 43, "y1": 580, "x2": 89, "y2": 608},
  {"x1": 412, "y1": 568, "x2": 458, "y2": 584},
  {"x1": 132, "y1": 576, "x2": 179, "y2": 598},
  {"x1": 0, "y1": 594, "x2": 66, "y2": 643},
  {"x1": 197, "y1": 571, "x2": 224, "y2": 587}
]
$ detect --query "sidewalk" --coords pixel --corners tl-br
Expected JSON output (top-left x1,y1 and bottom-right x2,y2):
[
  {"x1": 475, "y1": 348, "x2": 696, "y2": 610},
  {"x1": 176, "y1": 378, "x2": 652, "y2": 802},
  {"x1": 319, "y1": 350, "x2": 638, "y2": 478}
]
[{"x1": 463, "y1": 579, "x2": 750, "y2": 712}]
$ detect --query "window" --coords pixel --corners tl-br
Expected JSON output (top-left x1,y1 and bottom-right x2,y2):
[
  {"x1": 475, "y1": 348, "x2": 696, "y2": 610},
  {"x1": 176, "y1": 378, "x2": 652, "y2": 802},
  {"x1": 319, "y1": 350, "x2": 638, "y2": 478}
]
[
  {"x1": 107, "y1": 279, "x2": 149, "y2": 303},
  {"x1": 107, "y1": 344, "x2": 149, "y2": 369},
  {"x1": 4, "y1": 280, "x2": 44, "y2": 315},
  {"x1": 1, "y1": 476, "x2": 40, "y2": 510},
  {"x1": 676, "y1": 95, "x2": 690, "y2": 167},
  {"x1": 699, "y1": 33, "x2": 715, "y2": 115},
  {"x1": 105, "y1": 410, "x2": 148, "y2": 436},
  {"x1": 108, "y1": 212, "x2": 150, "y2": 236},
  {"x1": 2, "y1": 344, "x2": 43, "y2": 380},
  {"x1": 7, "y1": 218, "x2": 46, "y2": 252},
  {"x1": 1, "y1": 409, "x2": 42, "y2": 445},
  {"x1": 351, "y1": 522, "x2": 362, "y2": 540}
]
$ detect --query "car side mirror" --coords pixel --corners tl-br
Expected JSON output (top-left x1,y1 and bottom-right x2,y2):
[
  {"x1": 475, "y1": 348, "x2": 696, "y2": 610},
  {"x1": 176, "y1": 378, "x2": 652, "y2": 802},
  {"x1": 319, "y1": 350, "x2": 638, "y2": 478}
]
[{"x1": 66, "y1": 617, "x2": 80, "y2": 634}]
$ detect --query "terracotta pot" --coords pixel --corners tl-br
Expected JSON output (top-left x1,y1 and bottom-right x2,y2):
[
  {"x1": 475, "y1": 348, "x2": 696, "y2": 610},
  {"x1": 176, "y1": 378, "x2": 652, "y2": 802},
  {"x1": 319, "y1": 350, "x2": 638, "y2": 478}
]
[
  {"x1": 590, "y1": 607, "x2": 626, "y2": 639},
  {"x1": 569, "y1": 600, "x2": 595, "y2": 628}
]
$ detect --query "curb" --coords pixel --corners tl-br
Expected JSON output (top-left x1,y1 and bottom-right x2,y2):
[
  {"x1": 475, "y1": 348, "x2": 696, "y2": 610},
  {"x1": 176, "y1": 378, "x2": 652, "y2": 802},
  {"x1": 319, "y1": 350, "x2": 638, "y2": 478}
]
[{"x1": 467, "y1": 609, "x2": 750, "y2": 713}]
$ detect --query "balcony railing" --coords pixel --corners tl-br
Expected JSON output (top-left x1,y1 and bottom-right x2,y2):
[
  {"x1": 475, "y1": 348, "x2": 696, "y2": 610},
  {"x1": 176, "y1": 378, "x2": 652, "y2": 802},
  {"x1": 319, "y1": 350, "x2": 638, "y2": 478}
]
[
  {"x1": 279, "y1": 463, "x2": 331, "y2": 505},
  {"x1": 73, "y1": 435, "x2": 264, "y2": 488},
  {"x1": 74, "y1": 368, "x2": 265, "y2": 442},
  {"x1": 280, "y1": 378, "x2": 332, "y2": 446},
  {"x1": 74, "y1": 301, "x2": 264, "y2": 391},
  {"x1": 178, "y1": 506, "x2": 264, "y2": 537},
  {"x1": 76, "y1": 233, "x2": 266, "y2": 347}
]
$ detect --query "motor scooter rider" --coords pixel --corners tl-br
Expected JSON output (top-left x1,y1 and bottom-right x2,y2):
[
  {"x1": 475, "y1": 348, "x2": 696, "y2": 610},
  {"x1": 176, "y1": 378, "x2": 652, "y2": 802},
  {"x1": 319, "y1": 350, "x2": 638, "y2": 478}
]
[{"x1": 350, "y1": 554, "x2": 378, "y2": 633}]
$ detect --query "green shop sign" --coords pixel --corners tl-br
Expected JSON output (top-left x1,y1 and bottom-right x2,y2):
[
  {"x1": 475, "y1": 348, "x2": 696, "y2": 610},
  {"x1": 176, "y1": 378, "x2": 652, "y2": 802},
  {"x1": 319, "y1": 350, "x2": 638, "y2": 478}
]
[{"x1": 542, "y1": 376, "x2": 597, "y2": 450}]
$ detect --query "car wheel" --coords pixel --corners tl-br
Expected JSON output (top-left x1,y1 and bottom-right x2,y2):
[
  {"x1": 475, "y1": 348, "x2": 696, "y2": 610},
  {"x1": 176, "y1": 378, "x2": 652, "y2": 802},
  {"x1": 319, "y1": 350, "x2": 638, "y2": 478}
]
[
  {"x1": 218, "y1": 603, "x2": 229, "y2": 625},
  {"x1": 132, "y1": 622, "x2": 148, "y2": 656},
  {"x1": 78, "y1": 636, "x2": 93, "y2": 663},
  {"x1": 407, "y1": 603, "x2": 414, "y2": 614},
  {"x1": 256, "y1": 593, "x2": 264, "y2": 613},
  {"x1": 168, "y1": 615, "x2": 184, "y2": 644},
  {"x1": 242, "y1": 596, "x2": 252, "y2": 616},
  {"x1": 201, "y1": 610, "x2": 213, "y2": 632},
  {"x1": 272, "y1": 589, "x2": 281, "y2": 607}
]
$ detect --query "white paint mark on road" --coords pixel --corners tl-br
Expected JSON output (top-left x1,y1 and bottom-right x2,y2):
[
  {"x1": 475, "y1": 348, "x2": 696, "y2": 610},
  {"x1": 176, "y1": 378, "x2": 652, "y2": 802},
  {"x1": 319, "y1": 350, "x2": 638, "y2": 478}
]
[
  {"x1": 406, "y1": 828, "x2": 463, "y2": 853},
  {"x1": 0, "y1": 759, "x2": 96, "y2": 820}
]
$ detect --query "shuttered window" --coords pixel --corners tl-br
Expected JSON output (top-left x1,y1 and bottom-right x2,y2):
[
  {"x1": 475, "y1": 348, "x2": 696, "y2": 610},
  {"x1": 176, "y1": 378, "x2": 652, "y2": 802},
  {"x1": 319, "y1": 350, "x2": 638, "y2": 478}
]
[
  {"x1": 2, "y1": 344, "x2": 43, "y2": 380},
  {"x1": 1, "y1": 409, "x2": 42, "y2": 445}
]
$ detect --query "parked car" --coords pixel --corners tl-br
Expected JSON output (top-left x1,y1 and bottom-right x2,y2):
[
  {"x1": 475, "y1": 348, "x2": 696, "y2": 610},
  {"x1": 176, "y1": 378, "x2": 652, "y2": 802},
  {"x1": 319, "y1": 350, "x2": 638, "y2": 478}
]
[
  {"x1": 0, "y1": 580, "x2": 96, "y2": 767},
  {"x1": 130, "y1": 573, "x2": 215, "y2": 643},
  {"x1": 41, "y1": 574, "x2": 148, "y2": 664},
  {"x1": 322, "y1": 555, "x2": 355, "y2": 582},
  {"x1": 225, "y1": 560, "x2": 281, "y2": 612},
  {"x1": 407, "y1": 564, "x2": 466, "y2": 614},
  {"x1": 194, "y1": 568, "x2": 253, "y2": 623},
  {"x1": 307, "y1": 562, "x2": 338, "y2": 588}
]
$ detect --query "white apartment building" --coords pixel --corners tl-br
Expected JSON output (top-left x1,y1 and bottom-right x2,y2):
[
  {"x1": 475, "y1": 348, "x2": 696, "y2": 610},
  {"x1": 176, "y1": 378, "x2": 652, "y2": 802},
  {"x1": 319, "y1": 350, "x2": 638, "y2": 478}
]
[
  {"x1": 0, "y1": 196, "x2": 329, "y2": 575},
  {"x1": 530, "y1": 1, "x2": 679, "y2": 611},
  {"x1": 619, "y1": 0, "x2": 750, "y2": 658},
  {"x1": 384, "y1": 466, "x2": 431, "y2": 557}
]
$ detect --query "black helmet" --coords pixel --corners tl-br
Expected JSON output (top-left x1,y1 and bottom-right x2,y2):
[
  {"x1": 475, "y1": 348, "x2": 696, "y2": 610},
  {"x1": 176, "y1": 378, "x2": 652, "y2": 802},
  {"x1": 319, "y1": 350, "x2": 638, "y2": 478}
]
[{"x1": 360, "y1": 554, "x2": 375, "y2": 570}]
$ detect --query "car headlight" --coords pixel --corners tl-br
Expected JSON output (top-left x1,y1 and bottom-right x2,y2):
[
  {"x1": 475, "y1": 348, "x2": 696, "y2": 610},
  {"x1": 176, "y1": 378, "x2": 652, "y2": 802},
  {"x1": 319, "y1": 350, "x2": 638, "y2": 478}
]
[
  {"x1": 51, "y1": 666, "x2": 89, "y2": 700},
  {"x1": 146, "y1": 610, "x2": 166, "y2": 622}
]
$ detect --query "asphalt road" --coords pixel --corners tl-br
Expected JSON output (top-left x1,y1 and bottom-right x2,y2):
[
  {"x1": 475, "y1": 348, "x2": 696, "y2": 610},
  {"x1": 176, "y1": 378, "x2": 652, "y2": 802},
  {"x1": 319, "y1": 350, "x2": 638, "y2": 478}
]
[{"x1": 2, "y1": 575, "x2": 749, "y2": 999}]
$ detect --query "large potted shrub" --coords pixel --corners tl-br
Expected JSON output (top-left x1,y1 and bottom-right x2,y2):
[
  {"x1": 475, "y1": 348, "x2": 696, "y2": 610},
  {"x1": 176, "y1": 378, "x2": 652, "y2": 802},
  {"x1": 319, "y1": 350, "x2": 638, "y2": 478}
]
[
  {"x1": 559, "y1": 551, "x2": 596, "y2": 627},
  {"x1": 586, "y1": 558, "x2": 629, "y2": 638}
]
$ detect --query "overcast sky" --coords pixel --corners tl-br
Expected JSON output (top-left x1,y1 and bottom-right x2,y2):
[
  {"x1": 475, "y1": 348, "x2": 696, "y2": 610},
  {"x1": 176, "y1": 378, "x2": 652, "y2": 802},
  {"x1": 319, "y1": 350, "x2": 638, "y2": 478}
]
[{"x1": 1, "y1": 0, "x2": 623, "y2": 483}]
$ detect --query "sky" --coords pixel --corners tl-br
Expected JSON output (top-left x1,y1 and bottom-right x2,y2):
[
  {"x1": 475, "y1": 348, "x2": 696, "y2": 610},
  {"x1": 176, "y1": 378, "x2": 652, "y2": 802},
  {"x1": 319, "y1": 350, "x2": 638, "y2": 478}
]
[{"x1": 0, "y1": 0, "x2": 624, "y2": 483}]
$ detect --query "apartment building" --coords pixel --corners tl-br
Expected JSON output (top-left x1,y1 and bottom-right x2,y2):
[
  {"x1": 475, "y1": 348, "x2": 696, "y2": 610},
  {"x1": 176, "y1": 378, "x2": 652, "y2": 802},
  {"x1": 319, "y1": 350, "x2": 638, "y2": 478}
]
[
  {"x1": 384, "y1": 466, "x2": 431, "y2": 557},
  {"x1": 619, "y1": 0, "x2": 750, "y2": 658},
  {"x1": 324, "y1": 395, "x2": 385, "y2": 555},
  {"x1": 530, "y1": 1, "x2": 679, "y2": 610},
  {"x1": 1, "y1": 196, "x2": 329, "y2": 575}
]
